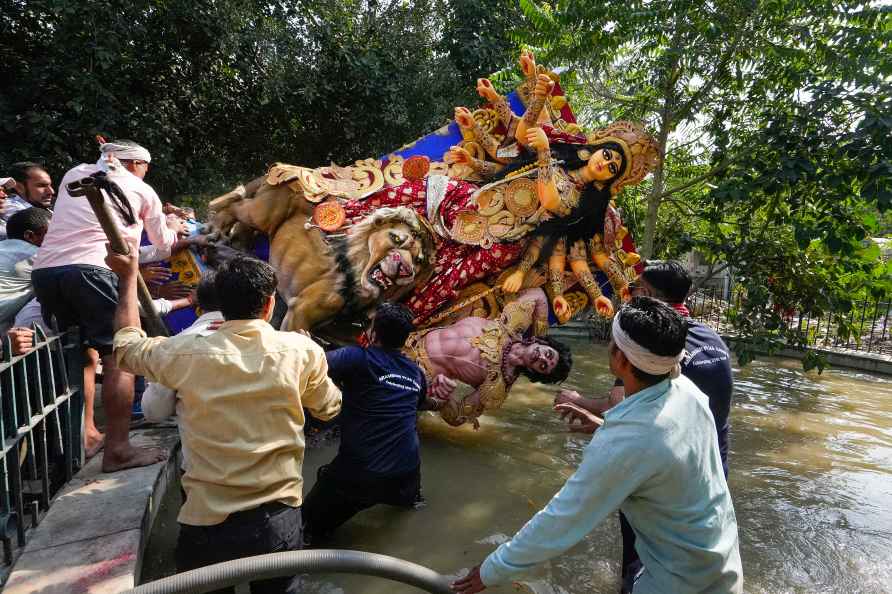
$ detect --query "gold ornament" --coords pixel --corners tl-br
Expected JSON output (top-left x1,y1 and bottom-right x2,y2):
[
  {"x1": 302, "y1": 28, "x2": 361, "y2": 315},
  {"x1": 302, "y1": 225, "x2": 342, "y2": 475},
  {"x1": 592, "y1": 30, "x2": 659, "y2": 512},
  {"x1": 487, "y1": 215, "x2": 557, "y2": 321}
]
[
  {"x1": 487, "y1": 210, "x2": 516, "y2": 239},
  {"x1": 620, "y1": 250, "x2": 641, "y2": 267},
  {"x1": 313, "y1": 200, "x2": 346, "y2": 232},
  {"x1": 565, "y1": 290, "x2": 590, "y2": 317},
  {"x1": 453, "y1": 212, "x2": 487, "y2": 244},
  {"x1": 504, "y1": 178, "x2": 539, "y2": 217},
  {"x1": 476, "y1": 190, "x2": 504, "y2": 216},
  {"x1": 472, "y1": 108, "x2": 499, "y2": 133},
  {"x1": 382, "y1": 156, "x2": 406, "y2": 187},
  {"x1": 550, "y1": 95, "x2": 568, "y2": 110}
]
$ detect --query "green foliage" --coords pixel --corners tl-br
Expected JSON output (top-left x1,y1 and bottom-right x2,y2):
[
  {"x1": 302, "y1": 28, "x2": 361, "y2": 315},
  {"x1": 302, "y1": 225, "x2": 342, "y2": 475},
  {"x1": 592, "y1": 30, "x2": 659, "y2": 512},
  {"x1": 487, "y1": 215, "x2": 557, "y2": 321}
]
[
  {"x1": 513, "y1": 0, "x2": 892, "y2": 367},
  {"x1": 0, "y1": 0, "x2": 519, "y2": 199}
]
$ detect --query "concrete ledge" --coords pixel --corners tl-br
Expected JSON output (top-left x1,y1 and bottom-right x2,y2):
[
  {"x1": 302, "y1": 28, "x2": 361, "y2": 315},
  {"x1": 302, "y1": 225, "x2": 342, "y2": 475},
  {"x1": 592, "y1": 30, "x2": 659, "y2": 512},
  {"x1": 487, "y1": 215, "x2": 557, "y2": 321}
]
[
  {"x1": 723, "y1": 337, "x2": 892, "y2": 376},
  {"x1": 5, "y1": 428, "x2": 179, "y2": 594},
  {"x1": 548, "y1": 319, "x2": 601, "y2": 340}
]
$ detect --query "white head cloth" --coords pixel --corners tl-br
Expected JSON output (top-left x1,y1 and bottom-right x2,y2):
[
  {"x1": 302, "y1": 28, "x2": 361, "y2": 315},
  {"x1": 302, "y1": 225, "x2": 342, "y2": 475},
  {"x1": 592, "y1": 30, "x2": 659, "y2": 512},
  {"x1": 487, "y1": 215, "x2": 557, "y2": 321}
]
[
  {"x1": 96, "y1": 142, "x2": 151, "y2": 175},
  {"x1": 611, "y1": 313, "x2": 685, "y2": 379},
  {"x1": 99, "y1": 142, "x2": 151, "y2": 163}
]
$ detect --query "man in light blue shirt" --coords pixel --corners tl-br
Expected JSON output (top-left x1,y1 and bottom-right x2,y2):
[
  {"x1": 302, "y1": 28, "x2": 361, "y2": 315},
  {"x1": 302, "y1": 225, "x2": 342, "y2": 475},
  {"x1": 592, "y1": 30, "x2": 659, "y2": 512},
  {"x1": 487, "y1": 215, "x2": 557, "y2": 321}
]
[
  {"x1": 0, "y1": 207, "x2": 50, "y2": 331},
  {"x1": 452, "y1": 297, "x2": 743, "y2": 594}
]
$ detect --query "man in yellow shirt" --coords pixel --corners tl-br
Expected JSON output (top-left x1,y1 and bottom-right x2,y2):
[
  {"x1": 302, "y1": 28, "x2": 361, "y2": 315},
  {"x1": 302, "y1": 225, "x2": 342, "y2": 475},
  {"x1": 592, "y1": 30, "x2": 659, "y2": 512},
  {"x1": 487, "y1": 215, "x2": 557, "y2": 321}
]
[{"x1": 107, "y1": 247, "x2": 342, "y2": 594}]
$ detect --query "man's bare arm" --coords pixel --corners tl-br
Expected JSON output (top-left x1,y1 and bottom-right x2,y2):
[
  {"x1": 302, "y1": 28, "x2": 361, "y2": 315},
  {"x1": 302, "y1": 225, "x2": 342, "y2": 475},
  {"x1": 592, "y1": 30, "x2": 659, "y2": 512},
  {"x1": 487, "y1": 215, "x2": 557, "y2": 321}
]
[{"x1": 106, "y1": 242, "x2": 142, "y2": 331}]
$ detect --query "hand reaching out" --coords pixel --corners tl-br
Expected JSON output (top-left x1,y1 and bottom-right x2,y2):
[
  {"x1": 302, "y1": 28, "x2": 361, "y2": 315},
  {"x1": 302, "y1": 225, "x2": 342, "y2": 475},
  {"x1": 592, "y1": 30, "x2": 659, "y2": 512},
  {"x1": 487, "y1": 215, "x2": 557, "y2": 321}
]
[
  {"x1": 454, "y1": 107, "x2": 475, "y2": 129},
  {"x1": 553, "y1": 388, "x2": 584, "y2": 408},
  {"x1": 452, "y1": 565, "x2": 486, "y2": 593},
  {"x1": 140, "y1": 264, "x2": 173, "y2": 286},
  {"x1": 594, "y1": 295, "x2": 615, "y2": 318},
  {"x1": 162, "y1": 202, "x2": 191, "y2": 218},
  {"x1": 104, "y1": 241, "x2": 140, "y2": 280},
  {"x1": 151, "y1": 281, "x2": 192, "y2": 300},
  {"x1": 519, "y1": 49, "x2": 537, "y2": 78},
  {"x1": 553, "y1": 295, "x2": 571, "y2": 323},
  {"x1": 501, "y1": 269, "x2": 525, "y2": 293},
  {"x1": 554, "y1": 402, "x2": 604, "y2": 434}
]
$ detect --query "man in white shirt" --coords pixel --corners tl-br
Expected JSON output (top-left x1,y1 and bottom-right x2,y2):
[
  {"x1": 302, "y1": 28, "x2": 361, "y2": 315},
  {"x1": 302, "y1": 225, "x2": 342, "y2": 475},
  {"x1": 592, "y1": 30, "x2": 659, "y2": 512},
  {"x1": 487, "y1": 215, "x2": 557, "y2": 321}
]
[{"x1": 32, "y1": 140, "x2": 178, "y2": 471}]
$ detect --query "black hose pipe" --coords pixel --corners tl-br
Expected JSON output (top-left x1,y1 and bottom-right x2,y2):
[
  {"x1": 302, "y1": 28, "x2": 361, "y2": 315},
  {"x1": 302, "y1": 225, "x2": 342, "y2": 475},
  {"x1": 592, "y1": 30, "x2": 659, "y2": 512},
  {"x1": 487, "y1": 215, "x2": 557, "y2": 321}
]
[{"x1": 127, "y1": 549, "x2": 454, "y2": 594}]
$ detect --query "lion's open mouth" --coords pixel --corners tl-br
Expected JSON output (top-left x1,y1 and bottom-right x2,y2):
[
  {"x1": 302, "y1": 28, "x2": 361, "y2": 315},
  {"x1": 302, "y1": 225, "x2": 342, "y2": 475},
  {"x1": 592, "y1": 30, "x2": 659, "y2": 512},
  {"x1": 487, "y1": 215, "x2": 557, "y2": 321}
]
[{"x1": 368, "y1": 251, "x2": 414, "y2": 290}]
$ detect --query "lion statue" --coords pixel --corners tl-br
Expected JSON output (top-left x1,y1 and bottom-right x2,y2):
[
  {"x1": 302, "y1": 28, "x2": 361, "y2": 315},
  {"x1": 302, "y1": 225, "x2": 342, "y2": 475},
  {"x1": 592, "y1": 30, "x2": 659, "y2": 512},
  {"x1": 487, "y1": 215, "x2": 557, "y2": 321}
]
[{"x1": 208, "y1": 169, "x2": 435, "y2": 338}]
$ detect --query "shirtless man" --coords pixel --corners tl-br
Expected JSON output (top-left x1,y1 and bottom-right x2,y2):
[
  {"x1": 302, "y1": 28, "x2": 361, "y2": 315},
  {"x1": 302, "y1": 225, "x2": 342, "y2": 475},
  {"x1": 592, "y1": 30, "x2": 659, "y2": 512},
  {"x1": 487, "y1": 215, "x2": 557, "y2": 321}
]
[{"x1": 404, "y1": 288, "x2": 572, "y2": 428}]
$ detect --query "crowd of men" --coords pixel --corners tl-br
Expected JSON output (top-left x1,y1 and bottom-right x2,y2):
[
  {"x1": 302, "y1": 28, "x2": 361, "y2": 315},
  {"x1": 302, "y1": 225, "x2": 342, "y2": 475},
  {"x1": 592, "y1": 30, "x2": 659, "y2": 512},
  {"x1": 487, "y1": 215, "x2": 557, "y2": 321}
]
[{"x1": 2, "y1": 143, "x2": 742, "y2": 593}]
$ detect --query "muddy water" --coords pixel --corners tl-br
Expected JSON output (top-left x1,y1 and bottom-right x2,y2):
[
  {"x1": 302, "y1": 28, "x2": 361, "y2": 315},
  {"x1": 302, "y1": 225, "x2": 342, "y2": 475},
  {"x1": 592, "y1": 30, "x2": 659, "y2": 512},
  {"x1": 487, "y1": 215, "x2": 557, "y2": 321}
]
[{"x1": 141, "y1": 340, "x2": 892, "y2": 593}]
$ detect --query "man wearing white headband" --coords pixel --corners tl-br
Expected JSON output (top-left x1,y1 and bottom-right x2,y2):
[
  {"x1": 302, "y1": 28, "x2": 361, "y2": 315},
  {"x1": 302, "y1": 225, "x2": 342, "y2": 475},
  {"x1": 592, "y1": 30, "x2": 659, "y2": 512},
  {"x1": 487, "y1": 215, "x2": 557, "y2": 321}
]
[
  {"x1": 32, "y1": 138, "x2": 178, "y2": 472},
  {"x1": 555, "y1": 260, "x2": 736, "y2": 592},
  {"x1": 453, "y1": 297, "x2": 742, "y2": 594}
]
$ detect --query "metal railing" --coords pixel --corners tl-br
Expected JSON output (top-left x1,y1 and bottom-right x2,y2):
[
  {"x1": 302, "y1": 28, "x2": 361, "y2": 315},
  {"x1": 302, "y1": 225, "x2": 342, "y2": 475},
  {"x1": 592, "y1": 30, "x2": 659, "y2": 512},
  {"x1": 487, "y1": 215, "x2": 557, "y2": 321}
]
[
  {"x1": 0, "y1": 326, "x2": 84, "y2": 576},
  {"x1": 687, "y1": 287, "x2": 892, "y2": 357}
]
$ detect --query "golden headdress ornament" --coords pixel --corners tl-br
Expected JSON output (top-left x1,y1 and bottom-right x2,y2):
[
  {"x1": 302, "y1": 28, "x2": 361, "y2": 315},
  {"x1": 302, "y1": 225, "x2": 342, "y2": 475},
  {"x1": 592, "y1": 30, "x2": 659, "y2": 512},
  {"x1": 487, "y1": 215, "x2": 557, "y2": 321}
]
[{"x1": 587, "y1": 121, "x2": 661, "y2": 195}]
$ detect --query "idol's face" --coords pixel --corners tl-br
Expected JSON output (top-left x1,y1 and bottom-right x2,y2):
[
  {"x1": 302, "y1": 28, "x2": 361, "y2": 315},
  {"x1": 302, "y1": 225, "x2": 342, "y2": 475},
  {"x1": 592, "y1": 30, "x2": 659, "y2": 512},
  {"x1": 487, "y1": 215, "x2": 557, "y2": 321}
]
[
  {"x1": 586, "y1": 147, "x2": 623, "y2": 182},
  {"x1": 525, "y1": 343, "x2": 558, "y2": 375}
]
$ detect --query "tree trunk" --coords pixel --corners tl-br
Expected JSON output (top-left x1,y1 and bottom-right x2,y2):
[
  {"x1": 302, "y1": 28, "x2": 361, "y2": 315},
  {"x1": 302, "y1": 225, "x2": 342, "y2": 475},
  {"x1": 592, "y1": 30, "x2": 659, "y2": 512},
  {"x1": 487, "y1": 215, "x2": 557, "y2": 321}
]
[
  {"x1": 641, "y1": 163, "x2": 664, "y2": 259},
  {"x1": 641, "y1": 117, "x2": 671, "y2": 259}
]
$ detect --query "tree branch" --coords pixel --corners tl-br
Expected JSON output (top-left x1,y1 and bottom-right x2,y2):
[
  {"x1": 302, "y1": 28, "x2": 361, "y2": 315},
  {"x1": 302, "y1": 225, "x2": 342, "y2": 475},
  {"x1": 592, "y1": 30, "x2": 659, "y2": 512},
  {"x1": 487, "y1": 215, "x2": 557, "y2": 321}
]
[
  {"x1": 675, "y1": 21, "x2": 748, "y2": 122},
  {"x1": 662, "y1": 196, "x2": 697, "y2": 216},
  {"x1": 581, "y1": 68, "x2": 643, "y2": 106},
  {"x1": 665, "y1": 128, "x2": 713, "y2": 157},
  {"x1": 658, "y1": 157, "x2": 731, "y2": 199}
]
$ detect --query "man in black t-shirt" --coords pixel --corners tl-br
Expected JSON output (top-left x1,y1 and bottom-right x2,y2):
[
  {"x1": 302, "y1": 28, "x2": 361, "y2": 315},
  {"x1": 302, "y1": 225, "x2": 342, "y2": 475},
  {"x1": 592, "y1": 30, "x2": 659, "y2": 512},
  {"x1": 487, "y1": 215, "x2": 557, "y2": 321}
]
[
  {"x1": 302, "y1": 303, "x2": 443, "y2": 545},
  {"x1": 631, "y1": 261, "x2": 733, "y2": 473}
]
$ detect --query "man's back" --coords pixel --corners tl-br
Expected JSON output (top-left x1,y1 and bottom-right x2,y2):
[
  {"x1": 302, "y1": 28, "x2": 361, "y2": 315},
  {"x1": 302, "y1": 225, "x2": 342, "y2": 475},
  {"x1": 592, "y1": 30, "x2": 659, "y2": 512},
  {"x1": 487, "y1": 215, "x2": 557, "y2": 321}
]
[
  {"x1": 682, "y1": 320, "x2": 733, "y2": 469},
  {"x1": 0, "y1": 239, "x2": 37, "y2": 325},
  {"x1": 327, "y1": 345, "x2": 426, "y2": 477},
  {"x1": 114, "y1": 319, "x2": 341, "y2": 525},
  {"x1": 612, "y1": 375, "x2": 741, "y2": 593},
  {"x1": 34, "y1": 163, "x2": 174, "y2": 270},
  {"x1": 481, "y1": 374, "x2": 742, "y2": 593}
]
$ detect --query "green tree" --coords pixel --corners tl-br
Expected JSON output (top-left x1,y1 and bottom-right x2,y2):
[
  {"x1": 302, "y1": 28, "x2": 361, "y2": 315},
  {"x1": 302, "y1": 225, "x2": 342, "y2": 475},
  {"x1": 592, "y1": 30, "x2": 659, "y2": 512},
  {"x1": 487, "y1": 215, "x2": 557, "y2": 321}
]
[
  {"x1": 513, "y1": 0, "x2": 892, "y2": 367},
  {"x1": 0, "y1": 0, "x2": 519, "y2": 201}
]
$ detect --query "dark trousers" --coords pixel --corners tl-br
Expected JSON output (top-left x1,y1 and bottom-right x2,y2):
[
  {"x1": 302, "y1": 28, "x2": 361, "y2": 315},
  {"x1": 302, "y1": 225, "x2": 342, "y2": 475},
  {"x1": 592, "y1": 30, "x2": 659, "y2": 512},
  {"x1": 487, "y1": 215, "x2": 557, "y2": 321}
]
[
  {"x1": 175, "y1": 502, "x2": 303, "y2": 594},
  {"x1": 619, "y1": 511, "x2": 642, "y2": 594},
  {"x1": 302, "y1": 463, "x2": 421, "y2": 545}
]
